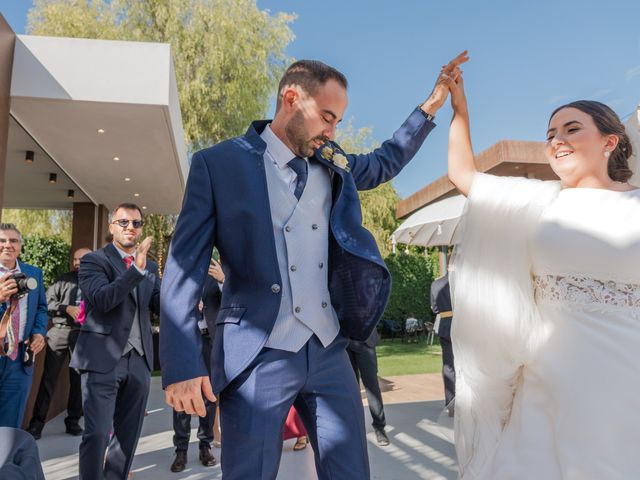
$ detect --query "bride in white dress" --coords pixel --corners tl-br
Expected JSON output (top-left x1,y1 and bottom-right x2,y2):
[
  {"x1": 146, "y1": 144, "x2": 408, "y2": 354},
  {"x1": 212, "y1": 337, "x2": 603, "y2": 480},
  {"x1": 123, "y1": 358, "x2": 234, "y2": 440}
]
[{"x1": 442, "y1": 55, "x2": 640, "y2": 479}]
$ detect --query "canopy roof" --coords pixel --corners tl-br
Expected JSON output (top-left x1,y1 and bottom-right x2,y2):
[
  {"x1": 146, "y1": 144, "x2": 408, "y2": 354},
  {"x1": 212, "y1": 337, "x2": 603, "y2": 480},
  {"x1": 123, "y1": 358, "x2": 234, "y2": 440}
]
[{"x1": 7, "y1": 34, "x2": 188, "y2": 213}]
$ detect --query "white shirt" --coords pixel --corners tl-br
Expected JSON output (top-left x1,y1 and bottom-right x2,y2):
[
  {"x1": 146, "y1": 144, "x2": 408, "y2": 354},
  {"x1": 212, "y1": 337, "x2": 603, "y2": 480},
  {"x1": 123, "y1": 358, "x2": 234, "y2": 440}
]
[
  {"x1": 260, "y1": 124, "x2": 307, "y2": 194},
  {"x1": 113, "y1": 244, "x2": 146, "y2": 275}
]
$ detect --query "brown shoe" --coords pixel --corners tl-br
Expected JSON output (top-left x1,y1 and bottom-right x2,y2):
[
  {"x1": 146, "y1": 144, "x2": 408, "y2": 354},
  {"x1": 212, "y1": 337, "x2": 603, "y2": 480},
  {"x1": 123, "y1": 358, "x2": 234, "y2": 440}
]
[
  {"x1": 170, "y1": 450, "x2": 187, "y2": 472},
  {"x1": 293, "y1": 436, "x2": 308, "y2": 451},
  {"x1": 199, "y1": 445, "x2": 218, "y2": 467}
]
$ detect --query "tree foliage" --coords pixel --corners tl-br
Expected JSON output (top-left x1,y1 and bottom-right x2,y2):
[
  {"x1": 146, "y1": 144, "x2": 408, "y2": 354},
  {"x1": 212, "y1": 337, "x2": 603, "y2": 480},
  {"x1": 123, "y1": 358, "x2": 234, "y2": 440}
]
[
  {"x1": 27, "y1": 0, "x2": 295, "y2": 266},
  {"x1": 382, "y1": 251, "x2": 438, "y2": 325},
  {"x1": 28, "y1": 0, "x2": 295, "y2": 150},
  {"x1": 20, "y1": 235, "x2": 71, "y2": 288},
  {"x1": 142, "y1": 213, "x2": 177, "y2": 274},
  {"x1": 2, "y1": 209, "x2": 72, "y2": 243}
]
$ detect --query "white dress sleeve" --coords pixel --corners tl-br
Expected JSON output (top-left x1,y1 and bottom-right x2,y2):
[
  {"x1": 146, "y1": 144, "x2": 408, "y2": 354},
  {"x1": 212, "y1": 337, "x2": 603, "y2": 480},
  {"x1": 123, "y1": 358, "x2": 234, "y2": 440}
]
[{"x1": 451, "y1": 173, "x2": 560, "y2": 479}]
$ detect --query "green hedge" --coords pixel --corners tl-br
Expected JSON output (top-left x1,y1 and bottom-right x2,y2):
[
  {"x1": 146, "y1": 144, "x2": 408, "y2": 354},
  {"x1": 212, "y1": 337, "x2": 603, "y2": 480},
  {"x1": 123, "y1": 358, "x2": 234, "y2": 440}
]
[
  {"x1": 382, "y1": 251, "x2": 438, "y2": 325},
  {"x1": 20, "y1": 234, "x2": 70, "y2": 288}
]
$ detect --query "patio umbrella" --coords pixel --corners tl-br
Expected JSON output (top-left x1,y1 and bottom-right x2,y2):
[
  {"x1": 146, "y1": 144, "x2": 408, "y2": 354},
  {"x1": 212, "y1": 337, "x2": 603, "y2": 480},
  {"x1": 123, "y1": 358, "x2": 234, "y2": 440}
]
[{"x1": 393, "y1": 194, "x2": 466, "y2": 247}]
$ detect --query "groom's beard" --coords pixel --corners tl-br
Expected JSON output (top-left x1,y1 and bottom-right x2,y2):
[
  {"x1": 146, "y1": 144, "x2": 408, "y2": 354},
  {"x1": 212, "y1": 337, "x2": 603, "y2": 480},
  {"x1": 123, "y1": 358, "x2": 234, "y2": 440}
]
[{"x1": 285, "y1": 110, "x2": 327, "y2": 158}]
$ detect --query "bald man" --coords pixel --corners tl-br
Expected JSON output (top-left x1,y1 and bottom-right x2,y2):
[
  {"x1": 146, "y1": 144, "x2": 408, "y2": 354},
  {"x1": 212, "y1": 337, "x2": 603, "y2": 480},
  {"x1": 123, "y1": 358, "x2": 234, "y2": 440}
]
[{"x1": 27, "y1": 248, "x2": 92, "y2": 440}]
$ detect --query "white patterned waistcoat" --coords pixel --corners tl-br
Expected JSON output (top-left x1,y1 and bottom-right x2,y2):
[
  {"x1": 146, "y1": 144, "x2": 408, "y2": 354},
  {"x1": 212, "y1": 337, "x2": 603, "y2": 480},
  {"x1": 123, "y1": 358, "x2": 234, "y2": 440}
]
[{"x1": 263, "y1": 158, "x2": 340, "y2": 352}]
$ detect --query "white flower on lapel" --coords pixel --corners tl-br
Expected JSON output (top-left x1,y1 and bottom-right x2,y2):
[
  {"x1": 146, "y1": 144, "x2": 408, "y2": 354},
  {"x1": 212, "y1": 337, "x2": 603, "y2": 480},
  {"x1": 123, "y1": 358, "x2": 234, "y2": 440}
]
[
  {"x1": 332, "y1": 153, "x2": 349, "y2": 171},
  {"x1": 319, "y1": 144, "x2": 351, "y2": 173}
]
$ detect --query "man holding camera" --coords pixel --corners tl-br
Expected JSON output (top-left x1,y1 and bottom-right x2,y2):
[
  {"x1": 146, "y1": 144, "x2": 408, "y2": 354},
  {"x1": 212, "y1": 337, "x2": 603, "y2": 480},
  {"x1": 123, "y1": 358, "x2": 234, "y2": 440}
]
[
  {"x1": 27, "y1": 247, "x2": 92, "y2": 440},
  {"x1": 0, "y1": 223, "x2": 48, "y2": 428}
]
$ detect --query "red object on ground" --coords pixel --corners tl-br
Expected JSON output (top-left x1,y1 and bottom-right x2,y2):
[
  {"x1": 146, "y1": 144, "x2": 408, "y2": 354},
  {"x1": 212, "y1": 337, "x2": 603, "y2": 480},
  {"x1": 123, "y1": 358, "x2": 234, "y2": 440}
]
[{"x1": 283, "y1": 406, "x2": 307, "y2": 440}]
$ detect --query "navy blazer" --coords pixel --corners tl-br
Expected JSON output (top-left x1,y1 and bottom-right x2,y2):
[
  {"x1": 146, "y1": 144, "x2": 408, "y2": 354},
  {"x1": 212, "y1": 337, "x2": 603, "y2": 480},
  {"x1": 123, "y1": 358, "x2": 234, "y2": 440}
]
[
  {"x1": 0, "y1": 261, "x2": 48, "y2": 373},
  {"x1": 160, "y1": 108, "x2": 435, "y2": 392},
  {"x1": 430, "y1": 272, "x2": 452, "y2": 338},
  {"x1": 71, "y1": 243, "x2": 161, "y2": 373}
]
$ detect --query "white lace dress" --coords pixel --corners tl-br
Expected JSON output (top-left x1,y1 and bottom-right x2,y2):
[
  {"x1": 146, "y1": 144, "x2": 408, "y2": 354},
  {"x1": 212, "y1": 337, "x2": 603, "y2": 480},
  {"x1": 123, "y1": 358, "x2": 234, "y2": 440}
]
[{"x1": 489, "y1": 187, "x2": 640, "y2": 478}]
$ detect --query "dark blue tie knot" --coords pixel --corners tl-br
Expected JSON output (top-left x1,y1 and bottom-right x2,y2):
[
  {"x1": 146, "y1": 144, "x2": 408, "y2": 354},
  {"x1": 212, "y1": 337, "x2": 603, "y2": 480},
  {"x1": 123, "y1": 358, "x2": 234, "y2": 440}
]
[{"x1": 287, "y1": 156, "x2": 308, "y2": 200}]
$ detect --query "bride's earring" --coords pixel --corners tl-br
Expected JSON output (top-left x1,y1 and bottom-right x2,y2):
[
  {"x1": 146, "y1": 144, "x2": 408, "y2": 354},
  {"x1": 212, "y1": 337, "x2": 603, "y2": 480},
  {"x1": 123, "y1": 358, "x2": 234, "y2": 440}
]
[{"x1": 604, "y1": 150, "x2": 610, "y2": 158}]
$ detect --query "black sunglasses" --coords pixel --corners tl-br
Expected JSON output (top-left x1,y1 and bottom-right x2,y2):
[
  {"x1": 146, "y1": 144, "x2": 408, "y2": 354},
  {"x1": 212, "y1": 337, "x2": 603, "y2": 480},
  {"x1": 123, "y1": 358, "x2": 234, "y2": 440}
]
[{"x1": 111, "y1": 219, "x2": 144, "y2": 229}]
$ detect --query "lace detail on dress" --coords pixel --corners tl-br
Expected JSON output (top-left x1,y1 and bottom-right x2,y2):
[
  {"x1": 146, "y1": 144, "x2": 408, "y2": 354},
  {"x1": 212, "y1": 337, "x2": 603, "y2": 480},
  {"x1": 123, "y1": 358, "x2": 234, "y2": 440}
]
[{"x1": 534, "y1": 274, "x2": 640, "y2": 309}]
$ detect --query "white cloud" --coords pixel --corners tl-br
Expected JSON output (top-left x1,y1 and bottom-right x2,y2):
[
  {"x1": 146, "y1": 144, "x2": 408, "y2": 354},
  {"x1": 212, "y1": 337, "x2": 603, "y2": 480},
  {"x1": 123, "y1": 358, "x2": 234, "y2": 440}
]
[{"x1": 625, "y1": 65, "x2": 640, "y2": 82}]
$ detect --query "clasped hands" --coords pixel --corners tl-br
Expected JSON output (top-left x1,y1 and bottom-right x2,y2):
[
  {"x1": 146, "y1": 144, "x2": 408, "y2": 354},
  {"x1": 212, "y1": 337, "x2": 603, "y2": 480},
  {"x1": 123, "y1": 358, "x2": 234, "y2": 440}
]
[{"x1": 421, "y1": 50, "x2": 469, "y2": 116}]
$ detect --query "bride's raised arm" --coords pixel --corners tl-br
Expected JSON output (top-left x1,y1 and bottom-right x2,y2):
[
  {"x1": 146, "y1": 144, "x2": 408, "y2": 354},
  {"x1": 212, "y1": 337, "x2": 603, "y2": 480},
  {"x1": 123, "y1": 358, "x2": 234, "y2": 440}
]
[{"x1": 447, "y1": 61, "x2": 476, "y2": 197}]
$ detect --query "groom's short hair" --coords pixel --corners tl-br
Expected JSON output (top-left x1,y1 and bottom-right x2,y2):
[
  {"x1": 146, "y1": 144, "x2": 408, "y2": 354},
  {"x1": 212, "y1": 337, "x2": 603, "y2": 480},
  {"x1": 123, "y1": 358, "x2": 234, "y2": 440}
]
[{"x1": 276, "y1": 60, "x2": 348, "y2": 111}]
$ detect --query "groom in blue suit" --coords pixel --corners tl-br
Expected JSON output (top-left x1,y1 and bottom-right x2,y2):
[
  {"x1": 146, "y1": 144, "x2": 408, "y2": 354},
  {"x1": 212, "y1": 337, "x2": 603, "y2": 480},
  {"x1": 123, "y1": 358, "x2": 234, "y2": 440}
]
[{"x1": 161, "y1": 55, "x2": 465, "y2": 479}]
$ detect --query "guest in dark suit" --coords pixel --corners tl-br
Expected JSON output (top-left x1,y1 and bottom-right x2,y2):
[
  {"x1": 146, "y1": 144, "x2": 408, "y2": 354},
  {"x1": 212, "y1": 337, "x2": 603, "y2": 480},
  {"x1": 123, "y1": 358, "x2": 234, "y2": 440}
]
[
  {"x1": 170, "y1": 259, "x2": 223, "y2": 472},
  {"x1": 430, "y1": 270, "x2": 455, "y2": 413},
  {"x1": 70, "y1": 203, "x2": 160, "y2": 480},
  {"x1": 27, "y1": 247, "x2": 92, "y2": 439},
  {"x1": 161, "y1": 54, "x2": 467, "y2": 479},
  {"x1": 348, "y1": 329, "x2": 389, "y2": 445},
  {"x1": 0, "y1": 223, "x2": 48, "y2": 429}
]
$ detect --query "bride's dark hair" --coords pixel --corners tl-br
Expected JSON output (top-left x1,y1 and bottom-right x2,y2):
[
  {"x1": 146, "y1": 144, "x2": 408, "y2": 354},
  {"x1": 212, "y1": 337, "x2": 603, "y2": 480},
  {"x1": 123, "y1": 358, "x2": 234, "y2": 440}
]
[{"x1": 550, "y1": 100, "x2": 633, "y2": 182}]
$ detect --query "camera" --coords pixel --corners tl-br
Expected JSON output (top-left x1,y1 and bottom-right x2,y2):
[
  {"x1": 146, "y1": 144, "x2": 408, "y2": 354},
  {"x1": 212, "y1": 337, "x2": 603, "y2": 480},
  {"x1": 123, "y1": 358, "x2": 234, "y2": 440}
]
[
  {"x1": 23, "y1": 346, "x2": 34, "y2": 367},
  {"x1": 8, "y1": 272, "x2": 38, "y2": 300}
]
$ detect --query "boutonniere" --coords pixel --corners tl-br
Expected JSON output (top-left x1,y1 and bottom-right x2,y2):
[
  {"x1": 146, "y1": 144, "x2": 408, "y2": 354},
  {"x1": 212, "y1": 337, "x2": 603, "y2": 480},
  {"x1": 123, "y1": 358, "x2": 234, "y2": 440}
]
[{"x1": 320, "y1": 144, "x2": 351, "y2": 173}]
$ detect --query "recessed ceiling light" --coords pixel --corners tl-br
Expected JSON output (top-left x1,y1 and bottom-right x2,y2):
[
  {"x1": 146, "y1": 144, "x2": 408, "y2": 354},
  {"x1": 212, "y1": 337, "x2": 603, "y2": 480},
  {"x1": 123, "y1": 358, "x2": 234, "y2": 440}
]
[
  {"x1": 113, "y1": 156, "x2": 120, "y2": 161},
  {"x1": 49, "y1": 173, "x2": 57, "y2": 184},
  {"x1": 134, "y1": 193, "x2": 140, "y2": 197},
  {"x1": 142, "y1": 206, "x2": 147, "y2": 210},
  {"x1": 97, "y1": 128, "x2": 105, "y2": 134},
  {"x1": 124, "y1": 177, "x2": 131, "y2": 182},
  {"x1": 67, "y1": 189, "x2": 75, "y2": 199},
  {"x1": 25, "y1": 151, "x2": 34, "y2": 164}
]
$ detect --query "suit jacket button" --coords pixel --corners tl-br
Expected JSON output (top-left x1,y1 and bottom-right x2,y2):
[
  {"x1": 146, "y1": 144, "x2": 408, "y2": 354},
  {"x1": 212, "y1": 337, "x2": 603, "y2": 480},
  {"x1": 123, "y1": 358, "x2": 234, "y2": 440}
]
[
  {"x1": 312, "y1": 224, "x2": 318, "y2": 230},
  {"x1": 321, "y1": 302, "x2": 328, "y2": 308},
  {"x1": 290, "y1": 265, "x2": 297, "y2": 272},
  {"x1": 271, "y1": 284, "x2": 281, "y2": 294},
  {"x1": 285, "y1": 226, "x2": 292, "y2": 232},
  {"x1": 295, "y1": 306, "x2": 301, "y2": 313}
]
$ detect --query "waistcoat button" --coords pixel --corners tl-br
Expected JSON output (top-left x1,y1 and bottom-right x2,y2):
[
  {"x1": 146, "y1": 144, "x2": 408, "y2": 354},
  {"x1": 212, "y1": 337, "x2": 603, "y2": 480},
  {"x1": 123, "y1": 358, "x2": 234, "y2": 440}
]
[
  {"x1": 271, "y1": 284, "x2": 281, "y2": 294},
  {"x1": 290, "y1": 265, "x2": 297, "y2": 272},
  {"x1": 312, "y1": 224, "x2": 318, "y2": 230},
  {"x1": 294, "y1": 306, "x2": 301, "y2": 313},
  {"x1": 285, "y1": 225, "x2": 291, "y2": 232},
  {"x1": 321, "y1": 302, "x2": 328, "y2": 308}
]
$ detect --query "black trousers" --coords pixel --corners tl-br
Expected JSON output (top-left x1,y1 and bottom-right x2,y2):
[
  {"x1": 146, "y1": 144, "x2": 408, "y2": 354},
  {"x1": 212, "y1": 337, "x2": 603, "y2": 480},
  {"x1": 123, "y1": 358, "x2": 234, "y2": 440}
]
[
  {"x1": 29, "y1": 325, "x2": 82, "y2": 431},
  {"x1": 439, "y1": 336, "x2": 456, "y2": 407},
  {"x1": 173, "y1": 333, "x2": 215, "y2": 451},
  {"x1": 79, "y1": 350, "x2": 150, "y2": 480},
  {"x1": 347, "y1": 340, "x2": 386, "y2": 431}
]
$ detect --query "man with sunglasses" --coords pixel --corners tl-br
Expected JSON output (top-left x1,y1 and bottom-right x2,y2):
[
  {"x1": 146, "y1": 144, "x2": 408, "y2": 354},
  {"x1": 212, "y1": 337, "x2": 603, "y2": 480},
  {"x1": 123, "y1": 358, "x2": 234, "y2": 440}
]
[{"x1": 71, "y1": 203, "x2": 161, "y2": 480}]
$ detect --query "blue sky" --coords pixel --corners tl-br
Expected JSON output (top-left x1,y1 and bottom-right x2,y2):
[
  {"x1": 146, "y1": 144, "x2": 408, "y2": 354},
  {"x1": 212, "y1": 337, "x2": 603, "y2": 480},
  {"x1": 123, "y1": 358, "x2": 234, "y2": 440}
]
[{"x1": 4, "y1": 0, "x2": 640, "y2": 198}]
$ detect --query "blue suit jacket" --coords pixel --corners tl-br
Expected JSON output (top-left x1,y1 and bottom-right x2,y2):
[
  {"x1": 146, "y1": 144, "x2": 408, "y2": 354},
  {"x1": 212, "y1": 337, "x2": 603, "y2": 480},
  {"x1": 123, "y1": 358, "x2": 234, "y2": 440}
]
[
  {"x1": 160, "y1": 108, "x2": 435, "y2": 392},
  {"x1": 70, "y1": 243, "x2": 161, "y2": 373},
  {"x1": 0, "y1": 262, "x2": 48, "y2": 373}
]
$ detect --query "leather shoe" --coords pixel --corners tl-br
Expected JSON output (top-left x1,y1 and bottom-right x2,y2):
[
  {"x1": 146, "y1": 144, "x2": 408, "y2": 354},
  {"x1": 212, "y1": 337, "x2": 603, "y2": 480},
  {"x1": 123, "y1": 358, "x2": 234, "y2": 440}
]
[
  {"x1": 26, "y1": 427, "x2": 41, "y2": 440},
  {"x1": 65, "y1": 424, "x2": 84, "y2": 436},
  {"x1": 374, "y1": 428, "x2": 390, "y2": 446},
  {"x1": 199, "y1": 445, "x2": 217, "y2": 467},
  {"x1": 170, "y1": 450, "x2": 187, "y2": 473}
]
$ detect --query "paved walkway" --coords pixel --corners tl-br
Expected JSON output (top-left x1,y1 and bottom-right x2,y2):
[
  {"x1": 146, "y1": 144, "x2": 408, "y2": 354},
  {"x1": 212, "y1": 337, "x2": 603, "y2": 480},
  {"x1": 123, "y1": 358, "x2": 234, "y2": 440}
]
[{"x1": 38, "y1": 374, "x2": 457, "y2": 479}]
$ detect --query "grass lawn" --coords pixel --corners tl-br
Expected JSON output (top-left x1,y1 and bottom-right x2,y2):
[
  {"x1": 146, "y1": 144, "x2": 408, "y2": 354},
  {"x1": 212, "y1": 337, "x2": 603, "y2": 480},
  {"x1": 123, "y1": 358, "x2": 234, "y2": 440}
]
[
  {"x1": 376, "y1": 338, "x2": 443, "y2": 377},
  {"x1": 153, "y1": 338, "x2": 444, "y2": 379}
]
